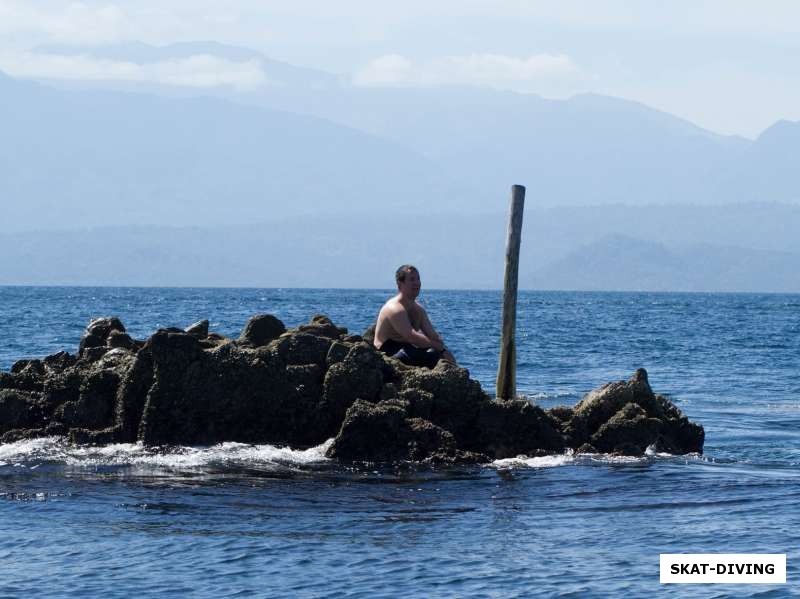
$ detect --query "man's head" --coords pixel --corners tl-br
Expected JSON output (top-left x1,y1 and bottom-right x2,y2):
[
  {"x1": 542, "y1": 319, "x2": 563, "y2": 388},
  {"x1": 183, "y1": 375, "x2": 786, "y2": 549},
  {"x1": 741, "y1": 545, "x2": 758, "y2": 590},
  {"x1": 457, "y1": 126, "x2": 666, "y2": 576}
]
[{"x1": 395, "y1": 264, "x2": 421, "y2": 299}]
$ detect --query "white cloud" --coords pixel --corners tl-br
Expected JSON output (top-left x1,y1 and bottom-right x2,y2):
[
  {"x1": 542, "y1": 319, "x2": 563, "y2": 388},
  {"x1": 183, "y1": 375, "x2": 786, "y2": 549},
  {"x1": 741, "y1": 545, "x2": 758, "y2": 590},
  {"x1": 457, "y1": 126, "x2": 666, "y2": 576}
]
[
  {"x1": 0, "y1": 1, "x2": 133, "y2": 44},
  {"x1": 351, "y1": 54, "x2": 414, "y2": 86},
  {"x1": 353, "y1": 53, "x2": 579, "y2": 90},
  {"x1": 0, "y1": 51, "x2": 267, "y2": 90}
]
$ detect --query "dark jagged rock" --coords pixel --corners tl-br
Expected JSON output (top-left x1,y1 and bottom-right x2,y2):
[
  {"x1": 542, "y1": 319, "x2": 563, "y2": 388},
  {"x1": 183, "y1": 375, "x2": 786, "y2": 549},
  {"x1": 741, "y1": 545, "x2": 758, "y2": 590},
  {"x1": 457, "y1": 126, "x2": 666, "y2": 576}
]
[
  {"x1": 396, "y1": 388, "x2": 434, "y2": 420},
  {"x1": 198, "y1": 332, "x2": 229, "y2": 350},
  {"x1": 0, "y1": 314, "x2": 704, "y2": 464},
  {"x1": 1, "y1": 427, "x2": 47, "y2": 444},
  {"x1": 11, "y1": 359, "x2": 44, "y2": 375},
  {"x1": 42, "y1": 369, "x2": 82, "y2": 406},
  {"x1": 573, "y1": 443, "x2": 596, "y2": 454},
  {"x1": 114, "y1": 347, "x2": 154, "y2": 441},
  {"x1": 43, "y1": 351, "x2": 76, "y2": 371},
  {"x1": 477, "y1": 399, "x2": 565, "y2": 458},
  {"x1": 326, "y1": 399, "x2": 408, "y2": 461},
  {"x1": 107, "y1": 330, "x2": 135, "y2": 350},
  {"x1": 297, "y1": 314, "x2": 347, "y2": 339},
  {"x1": 2, "y1": 362, "x2": 44, "y2": 392},
  {"x1": 78, "y1": 333, "x2": 104, "y2": 353},
  {"x1": 88, "y1": 317, "x2": 126, "y2": 338},
  {"x1": 275, "y1": 333, "x2": 332, "y2": 366},
  {"x1": 326, "y1": 399, "x2": 457, "y2": 462},
  {"x1": 325, "y1": 341, "x2": 350, "y2": 367},
  {"x1": 649, "y1": 395, "x2": 705, "y2": 454},
  {"x1": 320, "y1": 343, "x2": 384, "y2": 436},
  {"x1": 79, "y1": 317, "x2": 125, "y2": 355},
  {"x1": 398, "y1": 361, "x2": 487, "y2": 450},
  {"x1": 547, "y1": 368, "x2": 705, "y2": 455},
  {"x1": 55, "y1": 364, "x2": 121, "y2": 430},
  {"x1": 361, "y1": 323, "x2": 376, "y2": 346},
  {"x1": 185, "y1": 319, "x2": 209, "y2": 339},
  {"x1": 137, "y1": 328, "x2": 208, "y2": 444},
  {"x1": 0, "y1": 389, "x2": 44, "y2": 434},
  {"x1": 81, "y1": 346, "x2": 111, "y2": 362},
  {"x1": 590, "y1": 403, "x2": 663, "y2": 455},
  {"x1": 239, "y1": 314, "x2": 286, "y2": 347},
  {"x1": 406, "y1": 418, "x2": 457, "y2": 461}
]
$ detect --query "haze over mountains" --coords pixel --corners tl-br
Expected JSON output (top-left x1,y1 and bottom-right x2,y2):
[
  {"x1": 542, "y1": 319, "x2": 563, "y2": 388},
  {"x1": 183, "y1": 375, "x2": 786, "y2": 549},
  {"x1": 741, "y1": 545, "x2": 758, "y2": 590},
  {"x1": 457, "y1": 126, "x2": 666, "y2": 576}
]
[
  {"x1": 1, "y1": 41, "x2": 798, "y2": 290},
  {"x1": 0, "y1": 70, "x2": 466, "y2": 230},
  {"x1": 2, "y1": 205, "x2": 799, "y2": 291}
]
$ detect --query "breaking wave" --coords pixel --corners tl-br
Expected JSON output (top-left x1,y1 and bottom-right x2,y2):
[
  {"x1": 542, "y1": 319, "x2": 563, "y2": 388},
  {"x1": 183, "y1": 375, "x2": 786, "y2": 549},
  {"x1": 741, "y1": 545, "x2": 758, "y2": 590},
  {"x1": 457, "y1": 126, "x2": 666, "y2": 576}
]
[
  {"x1": 0, "y1": 437, "x2": 708, "y2": 475},
  {"x1": 0, "y1": 436, "x2": 333, "y2": 471},
  {"x1": 491, "y1": 445, "x2": 703, "y2": 469}
]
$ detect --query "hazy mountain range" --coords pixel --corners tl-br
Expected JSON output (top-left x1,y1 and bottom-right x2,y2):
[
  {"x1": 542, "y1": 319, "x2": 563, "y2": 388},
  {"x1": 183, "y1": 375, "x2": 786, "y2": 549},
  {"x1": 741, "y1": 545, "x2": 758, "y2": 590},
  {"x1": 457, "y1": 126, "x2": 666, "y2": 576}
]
[
  {"x1": 1, "y1": 41, "x2": 798, "y2": 290},
  {"x1": 1, "y1": 205, "x2": 798, "y2": 291},
  {"x1": 25, "y1": 41, "x2": 799, "y2": 207},
  {"x1": 0, "y1": 70, "x2": 467, "y2": 230}
]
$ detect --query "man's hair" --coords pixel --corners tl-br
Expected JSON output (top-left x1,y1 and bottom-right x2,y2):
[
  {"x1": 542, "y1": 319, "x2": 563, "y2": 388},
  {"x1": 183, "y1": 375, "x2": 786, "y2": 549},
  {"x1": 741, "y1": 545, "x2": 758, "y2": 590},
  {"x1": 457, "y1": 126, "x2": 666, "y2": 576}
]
[{"x1": 395, "y1": 264, "x2": 419, "y2": 284}]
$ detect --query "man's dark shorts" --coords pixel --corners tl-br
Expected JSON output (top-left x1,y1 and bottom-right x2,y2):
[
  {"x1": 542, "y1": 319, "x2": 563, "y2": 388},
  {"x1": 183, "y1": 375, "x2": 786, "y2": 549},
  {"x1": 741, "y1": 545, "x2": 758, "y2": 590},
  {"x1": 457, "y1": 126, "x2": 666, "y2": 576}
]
[{"x1": 378, "y1": 339, "x2": 442, "y2": 368}]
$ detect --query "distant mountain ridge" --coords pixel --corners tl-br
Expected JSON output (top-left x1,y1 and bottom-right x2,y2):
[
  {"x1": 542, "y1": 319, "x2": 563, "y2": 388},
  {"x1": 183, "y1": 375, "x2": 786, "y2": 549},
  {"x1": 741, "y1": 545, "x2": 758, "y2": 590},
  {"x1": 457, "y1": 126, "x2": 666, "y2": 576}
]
[
  {"x1": 1, "y1": 205, "x2": 798, "y2": 291},
  {"x1": 4, "y1": 39, "x2": 798, "y2": 233},
  {"x1": 0, "y1": 70, "x2": 468, "y2": 231},
  {"x1": 527, "y1": 234, "x2": 800, "y2": 292}
]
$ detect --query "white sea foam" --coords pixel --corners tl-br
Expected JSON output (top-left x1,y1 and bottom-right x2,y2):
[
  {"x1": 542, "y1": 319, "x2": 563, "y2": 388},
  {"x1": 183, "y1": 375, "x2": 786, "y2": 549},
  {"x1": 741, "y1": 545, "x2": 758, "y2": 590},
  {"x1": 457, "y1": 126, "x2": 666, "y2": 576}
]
[
  {"x1": 522, "y1": 391, "x2": 577, "y2": 402},
  {"x1": 1, "y1": 437, "x2": 703, "y2": 473},
  {"x1": 489, "y1": 446, "x2": 690, "y2": 469},
  {"x1": 0, "y1": 436, "x2": 333, "y2": 470},
  {"x1": 492, "y1": 453, "x2": 576, "y2": 469}
]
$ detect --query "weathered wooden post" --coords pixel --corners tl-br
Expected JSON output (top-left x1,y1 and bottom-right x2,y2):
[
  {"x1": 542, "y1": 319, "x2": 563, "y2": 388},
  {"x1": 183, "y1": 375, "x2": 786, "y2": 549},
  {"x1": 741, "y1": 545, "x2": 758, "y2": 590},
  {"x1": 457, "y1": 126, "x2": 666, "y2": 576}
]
[{"x1": 496, "y1": 184, "x2": 525, "y2": 400}]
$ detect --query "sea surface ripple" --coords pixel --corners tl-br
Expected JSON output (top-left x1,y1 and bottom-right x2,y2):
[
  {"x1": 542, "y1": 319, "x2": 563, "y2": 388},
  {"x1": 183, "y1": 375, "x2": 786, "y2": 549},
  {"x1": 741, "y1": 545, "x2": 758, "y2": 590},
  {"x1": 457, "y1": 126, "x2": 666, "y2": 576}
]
[{"x1": 1, "y1": 287, "x2": 798, "y2": 597}]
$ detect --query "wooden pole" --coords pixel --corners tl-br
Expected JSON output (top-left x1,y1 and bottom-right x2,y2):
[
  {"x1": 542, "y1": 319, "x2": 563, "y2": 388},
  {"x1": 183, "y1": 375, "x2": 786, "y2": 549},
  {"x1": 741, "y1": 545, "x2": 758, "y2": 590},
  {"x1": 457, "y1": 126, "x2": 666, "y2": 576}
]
[{"x1": 496, "y1": 184, "x2": 525, "y2": 400}]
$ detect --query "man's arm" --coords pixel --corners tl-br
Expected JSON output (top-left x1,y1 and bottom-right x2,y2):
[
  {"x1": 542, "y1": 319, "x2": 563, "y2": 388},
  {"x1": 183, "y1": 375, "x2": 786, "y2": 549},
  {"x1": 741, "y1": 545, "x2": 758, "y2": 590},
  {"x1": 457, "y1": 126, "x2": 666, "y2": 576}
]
[
  {"x1": 418, "y1": 307, "x2": 445, "y2": 351},
  {"x1": 418, "y1": 306, "x2": 456, "y2": 364},
  {"x1": 388, "y1": 305, "x2": 436, "y2": 348}
]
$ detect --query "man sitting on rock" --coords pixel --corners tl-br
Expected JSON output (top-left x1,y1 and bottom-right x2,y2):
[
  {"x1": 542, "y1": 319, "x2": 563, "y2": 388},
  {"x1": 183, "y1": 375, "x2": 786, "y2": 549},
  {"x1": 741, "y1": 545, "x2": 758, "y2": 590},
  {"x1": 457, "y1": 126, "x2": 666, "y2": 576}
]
[{"x1": 374, "y1": 264, "x2": 456, "y2": 368}]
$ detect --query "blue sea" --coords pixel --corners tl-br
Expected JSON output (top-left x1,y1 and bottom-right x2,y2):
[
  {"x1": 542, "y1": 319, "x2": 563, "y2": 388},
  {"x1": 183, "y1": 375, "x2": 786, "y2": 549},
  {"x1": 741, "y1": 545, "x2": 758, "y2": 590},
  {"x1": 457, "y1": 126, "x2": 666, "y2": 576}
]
[{"x1": 1, "y1": 287, "x2": 798, "y2": 597}]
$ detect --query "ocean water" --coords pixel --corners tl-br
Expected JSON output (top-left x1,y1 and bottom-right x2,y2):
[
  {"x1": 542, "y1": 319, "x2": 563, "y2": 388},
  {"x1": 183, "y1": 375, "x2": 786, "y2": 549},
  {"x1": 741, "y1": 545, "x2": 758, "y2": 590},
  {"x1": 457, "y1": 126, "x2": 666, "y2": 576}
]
[{"x1": 1, "y1": 286, "x2": 798, "y2": 597}]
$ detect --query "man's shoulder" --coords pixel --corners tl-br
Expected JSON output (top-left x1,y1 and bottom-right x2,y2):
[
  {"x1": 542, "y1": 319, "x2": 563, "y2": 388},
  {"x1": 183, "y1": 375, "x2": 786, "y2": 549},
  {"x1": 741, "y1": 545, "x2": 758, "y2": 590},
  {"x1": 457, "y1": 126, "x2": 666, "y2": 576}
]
[
  {"x1": 412, "y1": 301, "x2": 428, "y2": 315},
  {"x1": 379, "y1": 297, "x2": 403, "y2": 314}
]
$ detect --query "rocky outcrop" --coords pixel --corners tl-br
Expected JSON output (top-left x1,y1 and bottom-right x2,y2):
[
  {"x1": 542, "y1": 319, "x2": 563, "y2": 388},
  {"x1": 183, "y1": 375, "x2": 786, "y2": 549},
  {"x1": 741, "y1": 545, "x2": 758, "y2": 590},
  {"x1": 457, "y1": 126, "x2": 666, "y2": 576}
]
[
  {"x1": 556, "y1": 368, "x2": 705, "y2": 455},
  {"x1": 0, "y1": 315, "x2": 704, "y2": 463},
  {"x1": 238, "y1": 314, "x2": 286, "y2": 346},
  {"x1": 78, "y1": 317, "x2": 126, "y2": 355},
  {"x1": 184, "y1": 319, "x2": 209, "y2": 339}
]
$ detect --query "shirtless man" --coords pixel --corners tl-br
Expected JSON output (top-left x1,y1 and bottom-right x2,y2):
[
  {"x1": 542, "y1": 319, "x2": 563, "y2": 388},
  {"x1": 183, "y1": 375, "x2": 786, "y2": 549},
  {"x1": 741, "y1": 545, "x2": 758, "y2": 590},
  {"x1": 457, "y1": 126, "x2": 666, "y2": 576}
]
[{"x1": 374, "y1": 265, "x2": 456, "y2": 368}]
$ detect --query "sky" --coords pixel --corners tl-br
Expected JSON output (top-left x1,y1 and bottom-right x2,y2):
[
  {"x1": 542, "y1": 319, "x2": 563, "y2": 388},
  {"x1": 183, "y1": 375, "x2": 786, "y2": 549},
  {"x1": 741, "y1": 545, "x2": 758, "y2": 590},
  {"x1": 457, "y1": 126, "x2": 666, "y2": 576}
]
[{"x1": 1, "y1": 0, "x2": 799, "y2": 138}]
